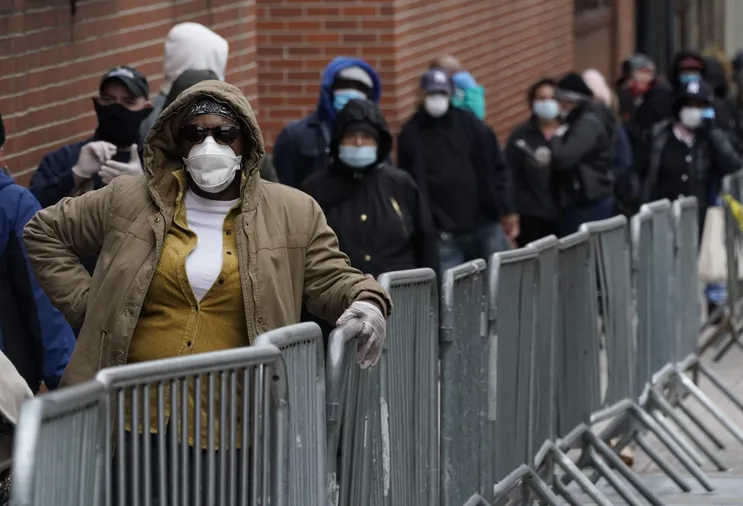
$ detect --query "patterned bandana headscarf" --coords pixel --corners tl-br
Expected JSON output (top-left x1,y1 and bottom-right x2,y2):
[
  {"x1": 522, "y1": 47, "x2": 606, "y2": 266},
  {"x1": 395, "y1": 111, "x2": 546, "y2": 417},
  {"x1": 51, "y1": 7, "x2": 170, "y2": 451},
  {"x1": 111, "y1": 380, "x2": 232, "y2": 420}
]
[{"x1": 181, "y1": 98, "x2": 239, "y2": 125}]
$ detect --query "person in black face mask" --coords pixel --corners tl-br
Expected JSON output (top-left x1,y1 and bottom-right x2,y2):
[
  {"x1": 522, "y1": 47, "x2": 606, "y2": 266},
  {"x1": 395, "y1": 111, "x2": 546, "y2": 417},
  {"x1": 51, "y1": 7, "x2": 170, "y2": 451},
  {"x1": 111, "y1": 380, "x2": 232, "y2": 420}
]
[{"x1": 29, "y1": 66, "x2": 152, "y2": 209}]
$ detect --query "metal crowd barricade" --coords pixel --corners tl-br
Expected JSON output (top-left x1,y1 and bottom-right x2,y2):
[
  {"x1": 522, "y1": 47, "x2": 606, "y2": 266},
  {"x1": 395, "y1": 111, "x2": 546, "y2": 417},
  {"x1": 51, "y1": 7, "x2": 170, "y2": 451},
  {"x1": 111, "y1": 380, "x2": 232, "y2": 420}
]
[
  {"x1": 581, "y1": 216, "x2": 635, "y2": 407},
  {"x1": 555, "y1": 230, "x2": 601, "y2": 436},
  {"x1": 526, "y1": 236, "x2": 559, "y2": 457},
  {"x1": 673, "y1": 197, "x2": 700, "y2": 363},
  {"x1": 488, "y1": 248, "x2": 539, "y2": 479},
  {"x1": 377, "y1": 268, "x2": 439, "y2": 506},
  {"x1": 630, "y1": 205, "x2": 655, "y2": 399},
  {"x1": 11, "y1": 381, "x2": 108, "y2": 506},
  {"x1": 95, "y1": 343, "x2": 289, "y2": 506},
  {"x1": 253, "y1": 323, "x2": 327, "y2": 506},
  {"x1": 439, "y1": 260, "x2": 489, "y2": 506},
  {"x1": 326, "y1": 320, "x2": 384, "y2": 506}
]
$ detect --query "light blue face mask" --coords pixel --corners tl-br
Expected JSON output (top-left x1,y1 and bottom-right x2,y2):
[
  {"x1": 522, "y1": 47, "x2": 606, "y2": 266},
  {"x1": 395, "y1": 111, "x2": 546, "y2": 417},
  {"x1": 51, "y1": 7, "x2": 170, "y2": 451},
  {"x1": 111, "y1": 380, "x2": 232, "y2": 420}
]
[
  {"x1": 532, "y1": 99, "x2": 560, "y2": 120},
  {"x1": 338, "y1": 145, "x2": 377, "y2": 168},
  {"x1": 679, "y1": 73, "x2": 701, "y2": 85},
  {"x1": 333, "y1": 89, "x2": 367, "y2": 112}
]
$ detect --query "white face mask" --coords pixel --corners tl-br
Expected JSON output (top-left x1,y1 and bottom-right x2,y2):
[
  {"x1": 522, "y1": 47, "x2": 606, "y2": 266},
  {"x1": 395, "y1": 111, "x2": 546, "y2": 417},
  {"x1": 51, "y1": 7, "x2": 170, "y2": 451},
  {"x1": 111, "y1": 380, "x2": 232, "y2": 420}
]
[
  {"x1": 183, "y1": 136, "x2": 243, "y2": 194},
  {"x1": 424, "y1": 95, "x2": 450, "y2": 117},
  {"x1": 679, "y1": 107, "x2": 704, "y2": 129}
]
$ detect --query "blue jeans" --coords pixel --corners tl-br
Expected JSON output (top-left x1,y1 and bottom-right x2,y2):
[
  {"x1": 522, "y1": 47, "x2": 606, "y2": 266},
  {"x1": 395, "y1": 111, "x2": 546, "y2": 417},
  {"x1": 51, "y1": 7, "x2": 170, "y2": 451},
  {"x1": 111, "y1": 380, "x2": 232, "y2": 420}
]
[
  {"x1": 438, "y1": 222, "x2": 511, "y2": 272},
  {"x1": 559, "y1": 197, "x2": 614, "y2": 237}
]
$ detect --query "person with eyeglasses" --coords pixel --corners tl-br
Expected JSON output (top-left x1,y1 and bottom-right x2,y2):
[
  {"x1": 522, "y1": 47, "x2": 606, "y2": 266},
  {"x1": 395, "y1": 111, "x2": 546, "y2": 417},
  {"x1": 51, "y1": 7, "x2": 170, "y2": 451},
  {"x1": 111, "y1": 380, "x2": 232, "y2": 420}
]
[
  {"x1": 23, "y1": 80, "x2": 391, "y2": 503},
  {"x1": 29, "y1": 66, "x2": 153, "y2": 209}
]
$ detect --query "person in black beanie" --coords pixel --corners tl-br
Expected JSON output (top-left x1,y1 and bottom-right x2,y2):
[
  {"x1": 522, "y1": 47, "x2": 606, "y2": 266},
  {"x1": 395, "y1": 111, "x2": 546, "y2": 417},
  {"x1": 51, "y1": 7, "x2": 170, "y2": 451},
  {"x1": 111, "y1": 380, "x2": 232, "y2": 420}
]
[
  {"x1": 640, "y1": 79, "x2": 741, "y2": 235},
  {"x1": 549, "y1": 72, "x2": 615, "y2": 236}
]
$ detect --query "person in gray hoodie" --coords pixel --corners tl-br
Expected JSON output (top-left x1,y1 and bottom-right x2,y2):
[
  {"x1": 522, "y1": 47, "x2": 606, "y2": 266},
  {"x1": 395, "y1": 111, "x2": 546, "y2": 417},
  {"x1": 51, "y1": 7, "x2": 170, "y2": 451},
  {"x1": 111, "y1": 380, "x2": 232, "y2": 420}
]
[{"x1": 138, "y1": 22, "x2": 229, "y2": 144}]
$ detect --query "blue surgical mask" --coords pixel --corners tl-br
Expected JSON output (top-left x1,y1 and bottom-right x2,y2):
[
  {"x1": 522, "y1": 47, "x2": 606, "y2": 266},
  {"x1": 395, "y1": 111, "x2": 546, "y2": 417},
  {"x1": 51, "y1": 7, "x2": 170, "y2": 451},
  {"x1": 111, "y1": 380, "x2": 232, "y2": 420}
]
[
  {"x1": 333, "y1": 89, "x2": 367, "y2": 112},
  {"x1": 702, "y1": 107, "x2": 715, "y2": 120},
  {"x1": 532, "y1": 99, "x2": 560, "y2": 120},
  {"x1": 338, "y1": 145, "x2": 378, "y2": 168},
  {"x1": 679, "y1": 73, "x2": 701, "y2": 85}
]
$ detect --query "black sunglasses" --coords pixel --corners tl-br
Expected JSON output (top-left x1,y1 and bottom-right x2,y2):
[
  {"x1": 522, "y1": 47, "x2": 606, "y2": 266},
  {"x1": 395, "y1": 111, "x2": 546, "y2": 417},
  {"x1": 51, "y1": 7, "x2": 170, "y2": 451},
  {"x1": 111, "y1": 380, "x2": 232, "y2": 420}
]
[{"x1": 180, "y1": 124, "x2": 241, "y2": 145}]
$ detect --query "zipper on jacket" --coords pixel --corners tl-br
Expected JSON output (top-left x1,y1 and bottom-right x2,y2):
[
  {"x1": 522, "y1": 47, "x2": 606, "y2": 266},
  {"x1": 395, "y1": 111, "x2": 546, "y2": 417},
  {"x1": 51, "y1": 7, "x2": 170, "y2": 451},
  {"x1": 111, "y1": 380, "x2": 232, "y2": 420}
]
[{"x1": 390, "y1": 197, "x2": 408, "y2": 236}]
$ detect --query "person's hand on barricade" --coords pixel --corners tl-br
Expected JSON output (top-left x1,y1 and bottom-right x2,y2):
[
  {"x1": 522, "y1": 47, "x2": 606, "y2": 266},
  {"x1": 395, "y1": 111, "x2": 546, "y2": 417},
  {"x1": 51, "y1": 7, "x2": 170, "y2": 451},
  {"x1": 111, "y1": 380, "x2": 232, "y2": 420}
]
[
  {"x1": 336, "y1": 300, "x2": 387, "y2": 369},
  {"x1": 72, "y1": 141, "x2": 117, "y2": 179},
  {"x1": 99, "y1": 144, "x2": 143, "y2": 185},
  {"x1": 500, "y1": 213, "x2": 520, "y2": 241}
]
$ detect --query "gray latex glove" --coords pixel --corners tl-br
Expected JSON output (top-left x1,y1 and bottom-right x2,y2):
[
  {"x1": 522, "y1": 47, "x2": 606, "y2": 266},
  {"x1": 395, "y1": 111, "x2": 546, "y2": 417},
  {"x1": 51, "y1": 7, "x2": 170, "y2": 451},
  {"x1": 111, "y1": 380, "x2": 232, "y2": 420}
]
[
  {"x1": 336, "y1": 301, "x2": 387, "y2": 369},
  {"x1": 72, "y1": 141, "x2": 116, "y2": 179}
]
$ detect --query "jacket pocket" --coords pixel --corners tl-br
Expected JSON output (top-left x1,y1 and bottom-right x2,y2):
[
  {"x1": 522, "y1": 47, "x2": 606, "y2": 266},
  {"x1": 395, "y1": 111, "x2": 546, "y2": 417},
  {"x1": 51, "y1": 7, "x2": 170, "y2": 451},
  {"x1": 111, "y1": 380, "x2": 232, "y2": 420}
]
[{"x1": 390, "y1": 197, "x2": 409, "y2": 237}]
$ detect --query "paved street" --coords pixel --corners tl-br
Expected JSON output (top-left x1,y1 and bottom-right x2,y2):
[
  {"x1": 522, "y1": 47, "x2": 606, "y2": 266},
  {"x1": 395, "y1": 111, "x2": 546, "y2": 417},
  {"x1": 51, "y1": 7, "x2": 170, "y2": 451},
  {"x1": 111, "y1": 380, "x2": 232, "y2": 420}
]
[{"x1": 567, "y1": 345, "x2": 743, "y2": 505}]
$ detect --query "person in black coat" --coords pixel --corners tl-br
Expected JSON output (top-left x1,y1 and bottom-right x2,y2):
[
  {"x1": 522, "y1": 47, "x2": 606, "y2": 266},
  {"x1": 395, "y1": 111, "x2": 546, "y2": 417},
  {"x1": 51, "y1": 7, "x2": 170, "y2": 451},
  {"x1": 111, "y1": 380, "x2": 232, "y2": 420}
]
[
  {"x1": 505, "y1": 78, "x2": 561, "y2": 246},
  {"x1": 550, "y1": 73, "x2": 615, "y2": 236},
  {"x1": 302, "y1": 98, "x2": 439, "y2": 279},
  {"x1": 640, "y1": 79, "x2": 742, "y2": 236},
  {"x1": 397, "y1": 67, "x2": 516, "y2": 272}
]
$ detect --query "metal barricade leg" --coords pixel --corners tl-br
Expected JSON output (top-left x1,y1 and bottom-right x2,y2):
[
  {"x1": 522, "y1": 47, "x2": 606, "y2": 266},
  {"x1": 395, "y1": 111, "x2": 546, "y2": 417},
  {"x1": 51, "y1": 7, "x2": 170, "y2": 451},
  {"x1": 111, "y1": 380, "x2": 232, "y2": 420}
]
[
  {"x1": 696, "y1": 361, "x2": 743, "y2": 413},
  {"x1": 649, "y1": 389, "x2": 728, "y2": 471},
  {"x1": 629, "y1": 402, "x2": 714, "y2": 491},
  {"x1": 673, "y1": 370, "x2": 743, "y2": 445},
  {"x1": 547, "y1": 444, "x2": 613, "y2": 506},
  {"x1": 677, "y1": 401, "x2": 727, "y2": 449},
  {"x1": 586, "y1": 447, "x2": 642, "y2": 506},
  {"x1": 582, "y1": 430, "x2": 664, "y2": 506}
]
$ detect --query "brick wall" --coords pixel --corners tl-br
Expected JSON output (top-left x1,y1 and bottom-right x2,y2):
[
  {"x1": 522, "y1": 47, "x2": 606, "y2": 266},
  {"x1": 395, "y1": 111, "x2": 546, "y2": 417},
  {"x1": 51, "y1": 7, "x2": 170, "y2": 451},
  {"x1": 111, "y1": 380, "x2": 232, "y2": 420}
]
[
  {"x1": 1, "y1": 0, "x2": 630, "y2": 184},
  {"x1": 0, "y1": 0, "x2": 256, "y2": 185},
  {"x1": 256, "y1": 0, "x2": 575, "y2": 149}
]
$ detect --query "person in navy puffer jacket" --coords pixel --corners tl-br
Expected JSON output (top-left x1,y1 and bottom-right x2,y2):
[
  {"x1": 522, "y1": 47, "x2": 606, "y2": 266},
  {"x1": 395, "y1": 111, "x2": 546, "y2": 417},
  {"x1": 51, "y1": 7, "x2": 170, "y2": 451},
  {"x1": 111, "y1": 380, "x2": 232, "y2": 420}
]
[
  {"x1": 0, "y1": 115, "x2": 75, "y2": 393},
  {"x1": 272, "y1": 57, "x2": 381, "y2": 188}
]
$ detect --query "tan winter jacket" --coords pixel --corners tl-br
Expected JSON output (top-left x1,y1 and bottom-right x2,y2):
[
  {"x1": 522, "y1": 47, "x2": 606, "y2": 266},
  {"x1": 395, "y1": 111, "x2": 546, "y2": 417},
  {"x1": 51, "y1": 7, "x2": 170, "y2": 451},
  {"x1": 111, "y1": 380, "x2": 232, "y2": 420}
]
[{"x1": 24, "y1": 81, "x2": 391, "y2": 387}]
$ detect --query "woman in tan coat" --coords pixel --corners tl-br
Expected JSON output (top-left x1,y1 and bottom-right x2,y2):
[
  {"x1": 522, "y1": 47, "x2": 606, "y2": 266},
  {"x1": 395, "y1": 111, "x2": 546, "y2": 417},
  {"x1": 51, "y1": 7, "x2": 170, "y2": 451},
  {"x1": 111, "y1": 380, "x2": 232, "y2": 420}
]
[{"x1": 23, "y1": 81, "x2": 391, "y2": 502}]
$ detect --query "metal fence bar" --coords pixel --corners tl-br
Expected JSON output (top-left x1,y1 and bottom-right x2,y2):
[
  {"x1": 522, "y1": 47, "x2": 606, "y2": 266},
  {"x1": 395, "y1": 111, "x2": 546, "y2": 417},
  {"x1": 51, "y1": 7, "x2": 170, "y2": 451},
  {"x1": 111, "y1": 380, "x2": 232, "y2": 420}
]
[
  {"x1": 525, "y1": 236, "x2": 559, "y2": 455},
  {"x1": 631, "y1": 209, "x2": 654, "y2": 398},
  {"x1": 488, "y1": 247, "x2": 539, "y2": 479},
  {"x1": 95, "y1": 343, "x2": 288, "y2": 506},
  {"x1": 377, "y1": 268, "x2": 439, "y2": 506},
  {"x1": 673, "y1": 197, "x2": 700, "y2": 362},
  {"x1": 581, "y1": 216, "x2": 635, "y2": 406},
  {"x1": 439, "y1": 260, "x2": 488, "y2": 506},
  {"x1": 326, "y1": 320, "x2": 384, "y2": 506},
  {"x1": 555, "y1": 231, "x2": 602, "y2": 437},
  {"x1": 12, "y1": 381, "x2": 108, "y2": 506},
  {"x1": 253, "y1": 323, "x2": 327, "y2": 506}
]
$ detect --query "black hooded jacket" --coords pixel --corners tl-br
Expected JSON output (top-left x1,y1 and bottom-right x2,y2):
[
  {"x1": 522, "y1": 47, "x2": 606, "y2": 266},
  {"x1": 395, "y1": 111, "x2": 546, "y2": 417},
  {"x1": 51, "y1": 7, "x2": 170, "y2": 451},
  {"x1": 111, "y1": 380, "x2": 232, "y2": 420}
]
[
  {"x1": 548, "y1": 101, "x2": 615, "y2": 207},
  {"x1": 301, "y1": 99, "x2": 439, "y2": 278}
]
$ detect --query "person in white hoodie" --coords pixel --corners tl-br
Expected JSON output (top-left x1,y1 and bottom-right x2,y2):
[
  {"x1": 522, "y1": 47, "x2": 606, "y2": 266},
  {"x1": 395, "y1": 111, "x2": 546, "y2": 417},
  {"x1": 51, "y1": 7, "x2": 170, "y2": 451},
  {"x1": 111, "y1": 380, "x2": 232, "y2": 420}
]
[{"x1": 139, "y1": 22, "x2": 229, "y2": 143}]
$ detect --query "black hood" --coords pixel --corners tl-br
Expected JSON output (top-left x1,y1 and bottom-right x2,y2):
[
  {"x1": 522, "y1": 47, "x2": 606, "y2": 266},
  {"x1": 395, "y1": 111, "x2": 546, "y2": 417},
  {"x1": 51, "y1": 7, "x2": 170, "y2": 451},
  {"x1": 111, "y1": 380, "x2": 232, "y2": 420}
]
[
  {"x1": 703, "y1": 56, "x2": 728, "y2": 98},
  {"x1": 668, "y1": 50, "x2": 706, "y2": 89},
  {"x1": 330, "y1": 98, "x2": 392, "y2": 171}
]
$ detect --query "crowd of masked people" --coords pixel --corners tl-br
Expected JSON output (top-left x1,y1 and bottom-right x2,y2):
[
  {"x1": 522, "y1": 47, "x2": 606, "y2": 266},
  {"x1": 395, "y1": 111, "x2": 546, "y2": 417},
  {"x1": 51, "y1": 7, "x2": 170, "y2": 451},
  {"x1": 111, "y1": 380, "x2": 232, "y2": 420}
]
[{"x1": 2, "y1": 19, "x2": 742, "y2": 495}]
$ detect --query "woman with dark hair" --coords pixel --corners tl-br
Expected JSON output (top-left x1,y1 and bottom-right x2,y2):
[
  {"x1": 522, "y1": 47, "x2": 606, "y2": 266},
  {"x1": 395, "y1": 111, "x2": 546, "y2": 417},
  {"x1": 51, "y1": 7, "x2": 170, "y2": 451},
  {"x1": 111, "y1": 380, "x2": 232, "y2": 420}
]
[{"x1": 505, "y1": 78, "x2": 561, "y2": 246}]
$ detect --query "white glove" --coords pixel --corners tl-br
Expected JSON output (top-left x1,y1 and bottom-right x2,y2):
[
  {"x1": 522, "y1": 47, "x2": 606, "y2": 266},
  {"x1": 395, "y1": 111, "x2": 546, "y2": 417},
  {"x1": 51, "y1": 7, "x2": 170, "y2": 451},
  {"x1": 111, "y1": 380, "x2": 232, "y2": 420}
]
[
  {"x1": 336, "y1": 301, "x2": 387, "y2": 369},
  {"x1": 555, "y1": 124, "x2": 570, "y2": 138},
  {"x1": 71, "y1": 141, "x2": 116, "y2": 179},
  {"x1": 99, "y1": 144, "x2": 143, "y2": 185}
]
